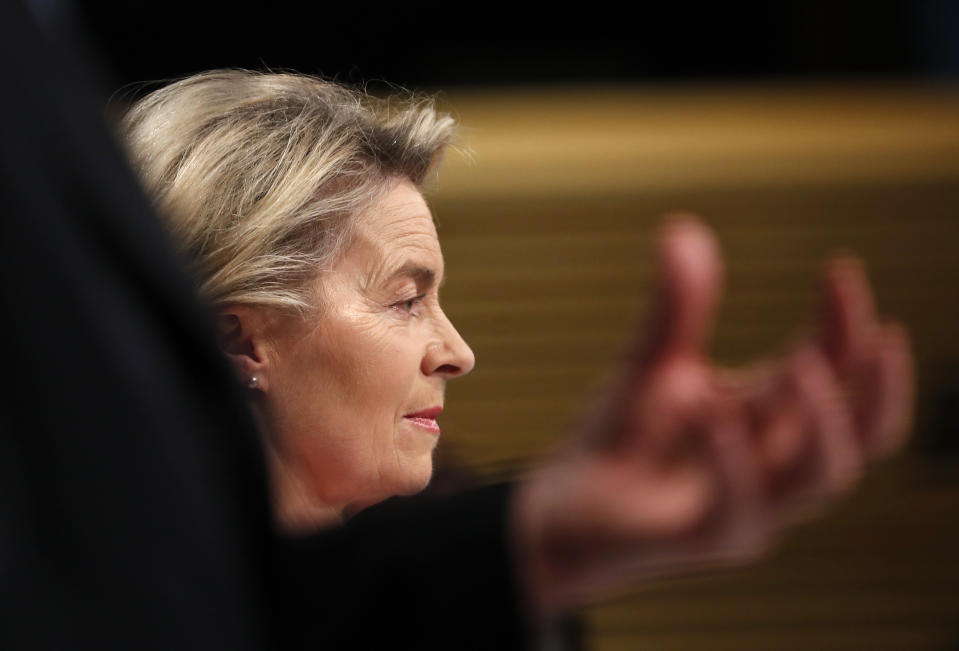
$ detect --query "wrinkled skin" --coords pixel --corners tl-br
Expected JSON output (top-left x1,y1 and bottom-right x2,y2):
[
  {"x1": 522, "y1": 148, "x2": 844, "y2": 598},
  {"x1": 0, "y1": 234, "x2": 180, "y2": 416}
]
[
  {"x1": 222, "y1": 180, "x2": 475, "y2": 530},
  {"x1": 513, "y1": 216, "x2": 914, "y2": 616}
]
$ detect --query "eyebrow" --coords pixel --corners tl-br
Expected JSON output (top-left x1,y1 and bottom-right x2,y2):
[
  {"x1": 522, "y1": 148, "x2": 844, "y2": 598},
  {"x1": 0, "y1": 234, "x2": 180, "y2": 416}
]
[{"x1": 387, "y1": 262, "x2": 438, "y2": 288}]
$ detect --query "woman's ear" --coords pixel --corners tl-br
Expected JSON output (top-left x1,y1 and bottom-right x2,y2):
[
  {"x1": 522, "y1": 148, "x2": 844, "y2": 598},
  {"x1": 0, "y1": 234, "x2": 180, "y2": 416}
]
[{"x1": 217, "y1": 305, "x2": 273, "y2": 393}]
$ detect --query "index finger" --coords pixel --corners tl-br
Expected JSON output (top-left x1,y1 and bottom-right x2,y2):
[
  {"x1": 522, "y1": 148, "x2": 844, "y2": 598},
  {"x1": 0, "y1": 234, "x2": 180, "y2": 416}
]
[{"x1": 818, "y1": 255, "x2": 879, "y2": 375}]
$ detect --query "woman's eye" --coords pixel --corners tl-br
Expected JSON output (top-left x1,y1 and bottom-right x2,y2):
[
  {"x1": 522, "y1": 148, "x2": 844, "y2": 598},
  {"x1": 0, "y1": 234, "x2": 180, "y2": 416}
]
[{"x1": 393, "y1": 295, "x2": 425, "y2": 317}]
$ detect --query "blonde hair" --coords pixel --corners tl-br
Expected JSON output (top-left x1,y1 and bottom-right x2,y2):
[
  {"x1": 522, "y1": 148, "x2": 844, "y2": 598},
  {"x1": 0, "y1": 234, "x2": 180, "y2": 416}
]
[{"x1": 120, "y1": 69, "x2": 455, "y2": 313}]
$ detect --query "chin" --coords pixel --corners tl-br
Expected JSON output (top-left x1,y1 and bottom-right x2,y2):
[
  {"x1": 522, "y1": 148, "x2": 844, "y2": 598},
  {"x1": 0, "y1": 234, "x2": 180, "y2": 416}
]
[
  {"x1": 390, "y1": 460, "x2": 434, "y2": 497},
  {"x1": 342, "y1": 464, "x2": 433, "y2": 519}
]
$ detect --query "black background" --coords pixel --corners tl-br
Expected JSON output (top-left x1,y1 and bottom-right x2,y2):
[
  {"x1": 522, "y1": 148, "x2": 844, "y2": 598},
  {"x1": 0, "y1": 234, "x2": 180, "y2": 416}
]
[{"x1": 77, "y1": 2, "x2": 958, "y2": 93}]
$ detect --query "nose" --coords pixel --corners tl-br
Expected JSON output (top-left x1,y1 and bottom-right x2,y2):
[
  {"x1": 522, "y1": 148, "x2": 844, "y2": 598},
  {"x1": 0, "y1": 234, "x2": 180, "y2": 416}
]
[{"x1": 423, "y1": 310, "x2": 475, "y2": 379}]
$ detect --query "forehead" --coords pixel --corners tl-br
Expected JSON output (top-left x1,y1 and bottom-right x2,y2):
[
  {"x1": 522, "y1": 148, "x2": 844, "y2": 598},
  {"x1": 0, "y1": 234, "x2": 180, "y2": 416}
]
[
  {"x1": 345, "y1": 180, "x2": 442, "y2": 278},
  {"x1": 358, "y1": 181, "x2": 437, "y2": 242}
]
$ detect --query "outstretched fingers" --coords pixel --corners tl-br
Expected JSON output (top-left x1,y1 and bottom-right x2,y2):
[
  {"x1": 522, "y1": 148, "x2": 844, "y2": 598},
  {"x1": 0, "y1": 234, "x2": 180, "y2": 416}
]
[
  {"x1": 855, "y1": 322, "x2": 915, "y2": 459},
  {"x1": 790, "y1": 347, "x2": 863, "y2": 498},
  {"x1": 817, "y1": 254, "x2": 915, "y2": 460},
  {"x1": 638, "y1": 215, "x2": 724, "y2": 366},
  {"x1": 742, "y1": 345, "x2": 862, "y2": 529},
  {"x1": 819, "y1": 256, "x2": 879, "y2": 375}
]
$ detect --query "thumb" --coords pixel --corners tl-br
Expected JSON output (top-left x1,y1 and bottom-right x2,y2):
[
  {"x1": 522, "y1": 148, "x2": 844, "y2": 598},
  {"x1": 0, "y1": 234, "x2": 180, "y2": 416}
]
[{"x1": 639, "y1": 215, "x2": 724, "y2": 364}]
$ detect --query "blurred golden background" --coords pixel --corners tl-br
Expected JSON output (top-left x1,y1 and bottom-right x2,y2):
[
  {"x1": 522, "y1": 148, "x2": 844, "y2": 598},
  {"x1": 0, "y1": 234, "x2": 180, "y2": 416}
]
[{"x1": 432, "y1": 83, "x2": 959, "y2": 650}]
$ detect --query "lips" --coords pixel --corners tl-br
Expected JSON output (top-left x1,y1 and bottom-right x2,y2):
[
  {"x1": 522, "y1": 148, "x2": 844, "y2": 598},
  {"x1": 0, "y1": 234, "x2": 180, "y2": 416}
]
[{"x1": 404, "y1": 406, "x2": 443, "y2": 434}]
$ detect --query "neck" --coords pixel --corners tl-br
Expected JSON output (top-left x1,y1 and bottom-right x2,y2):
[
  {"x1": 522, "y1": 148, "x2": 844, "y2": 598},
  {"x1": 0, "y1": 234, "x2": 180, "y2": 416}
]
[{"x1": 265, "y1": 443, "x2": 345, "y2": 534}]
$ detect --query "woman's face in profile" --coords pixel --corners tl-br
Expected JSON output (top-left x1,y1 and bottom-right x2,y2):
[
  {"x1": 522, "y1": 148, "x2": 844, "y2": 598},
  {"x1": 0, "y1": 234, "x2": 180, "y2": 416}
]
[{"x1": 262, "y1": 179, "x2": 475, "y2": 512}]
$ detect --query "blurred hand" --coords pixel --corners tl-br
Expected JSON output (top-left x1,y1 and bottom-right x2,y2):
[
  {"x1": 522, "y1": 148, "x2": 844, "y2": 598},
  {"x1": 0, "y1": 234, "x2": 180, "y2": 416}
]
[{"x1": 512, "y1": 216, "x2": 914, "y2": 616}]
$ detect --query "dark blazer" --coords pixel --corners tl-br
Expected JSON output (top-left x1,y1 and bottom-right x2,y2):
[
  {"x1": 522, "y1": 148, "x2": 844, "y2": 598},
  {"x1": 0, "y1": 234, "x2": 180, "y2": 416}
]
[{"x1": 0, "y1": 2, "x2": 527, "y2": 649}]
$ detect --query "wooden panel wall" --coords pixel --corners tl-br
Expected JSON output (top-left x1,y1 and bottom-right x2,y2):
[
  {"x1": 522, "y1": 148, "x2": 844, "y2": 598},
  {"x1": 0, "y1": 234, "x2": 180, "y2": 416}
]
[{"x1": 429, "y1": 85, "x2": 959, "y2": 650}]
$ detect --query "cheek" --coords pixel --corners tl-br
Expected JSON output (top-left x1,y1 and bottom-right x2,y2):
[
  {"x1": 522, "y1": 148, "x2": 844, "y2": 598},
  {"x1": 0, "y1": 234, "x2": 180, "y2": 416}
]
[
  {"x1": 272, "y1": 311, "x2": 432, "y2": 499},
  {"x1": 295, "y1": 323, "x2": 419, "y2": 445},
  {"x1": 363, "y1": 335, "x2": 435, "y2": 482},
  {"x1": 346, "y1": 323, "x2": 423, "y2": 402},
  {"x1": 383, "y1": 423, "x2": 437, "y2": 496}
]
